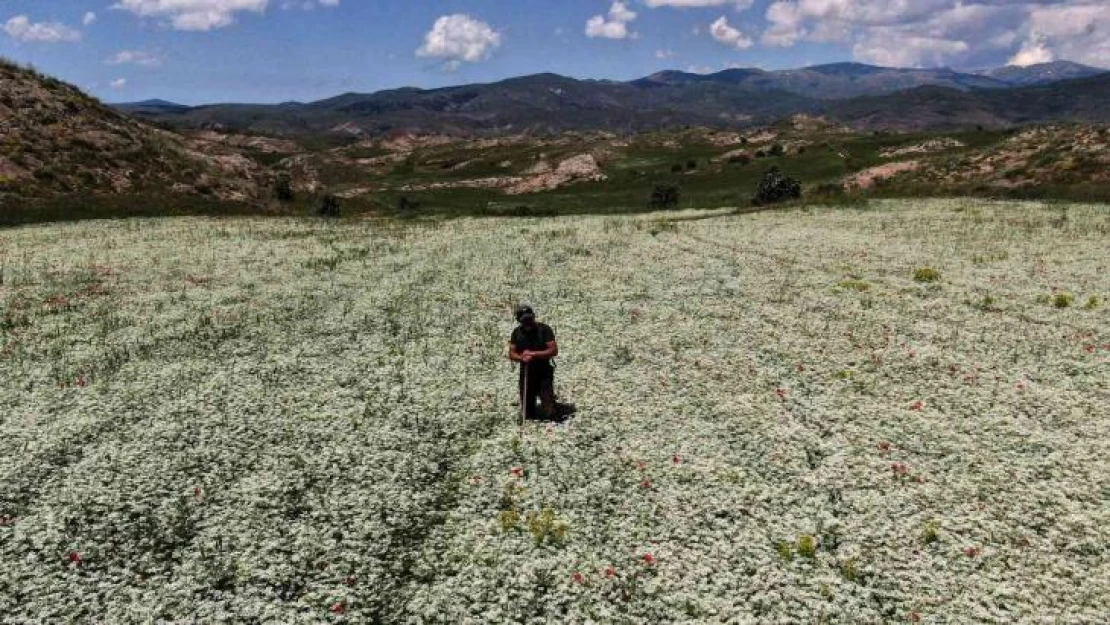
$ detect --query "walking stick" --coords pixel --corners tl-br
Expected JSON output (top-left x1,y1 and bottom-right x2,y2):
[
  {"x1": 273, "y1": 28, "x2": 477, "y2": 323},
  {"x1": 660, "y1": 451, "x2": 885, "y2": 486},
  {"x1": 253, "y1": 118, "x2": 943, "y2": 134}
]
[{"x1": 519, "y1": 362, "x2": 529, "y2": 427}]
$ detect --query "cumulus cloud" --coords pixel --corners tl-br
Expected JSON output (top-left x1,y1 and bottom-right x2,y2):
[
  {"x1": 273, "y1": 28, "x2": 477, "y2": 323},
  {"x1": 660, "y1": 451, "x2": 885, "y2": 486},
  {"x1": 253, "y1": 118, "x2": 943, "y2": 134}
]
[
  {"x1": 83, "y1": 12, "x2": 97, "y2": 26},
  {"x1": 112, "y1": 0, "x2": 269, "y2": 31},
  {"x1": 586, "y1": 2, "x2": 638, "y2": 40},
  {"x1": 709, "y1": 16, "x2": 752, "y2": 50},
  {"x1": 110, "y1": 78, "x2": 128, "y2": 89},
  {"x1": 108, "y1": 50, "x2": 165, "y2": 67},
  {"x1": 646, "y1": 0, "x2": 754, "y2": 8},
  {"x1": 417, "y1": 14, "x2": 502, "y2": 70},
  {"x1": 761, "y1": 1, "x2": 1109, "y2": 68},
  {"x1": 2, "y1": 15, "x2": 81, "y2": 43}
]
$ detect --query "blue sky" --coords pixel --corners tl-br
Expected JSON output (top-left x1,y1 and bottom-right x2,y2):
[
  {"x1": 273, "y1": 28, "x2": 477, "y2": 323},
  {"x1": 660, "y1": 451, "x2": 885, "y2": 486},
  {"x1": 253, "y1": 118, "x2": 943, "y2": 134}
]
[{"x1": 1, "y1": 1, "x2": 1107, "y2": 105}]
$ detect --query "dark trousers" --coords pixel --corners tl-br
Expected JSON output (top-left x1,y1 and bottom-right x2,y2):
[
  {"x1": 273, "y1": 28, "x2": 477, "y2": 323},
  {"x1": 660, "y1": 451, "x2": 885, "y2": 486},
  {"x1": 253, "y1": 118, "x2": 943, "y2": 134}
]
[{"x1": 519, "y1": 362, "x2": 555, "y2": 420}]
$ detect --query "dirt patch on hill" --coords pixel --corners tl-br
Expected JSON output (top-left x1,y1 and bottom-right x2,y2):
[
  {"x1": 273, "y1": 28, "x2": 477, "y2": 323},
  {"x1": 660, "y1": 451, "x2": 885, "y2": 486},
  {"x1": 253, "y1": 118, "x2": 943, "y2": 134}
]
[
  {"x1": 845, "y1": 161, "x2": 921, "y2": 190},
  {"x1": 881, "y1": 138, "x2": 965, "y2": 158},
  {"x1": 506, "y1": 154, "x2": 606, "y2": 194},
  {"x1": 397, "y1": 153, "x2": 607, "y2": 195}
]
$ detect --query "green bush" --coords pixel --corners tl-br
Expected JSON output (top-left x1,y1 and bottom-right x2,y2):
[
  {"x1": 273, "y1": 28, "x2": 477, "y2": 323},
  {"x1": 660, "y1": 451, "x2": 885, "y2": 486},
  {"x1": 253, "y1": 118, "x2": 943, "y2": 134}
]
[
  {"x1": 1053, "y1": 292, "x2": 1074, "y2": 308},
  {"x1": 914, "y1": 267, "x2": 941, "y2": 283},
  {"x1": 317, "y1": 194, "x2": 341, "y2": 218},
  {"x1": 274, "y1": 175, "x2": 294, "y2": 202},
  {"x1": 797, "y1": 535, "x2": 818, "y2": 558},
  {"x1": 753, "y1": 167, "x2": 801, "y2": 206},
  {"x1": 650, "y1": 184, "x2": 680, "y2": 210}
]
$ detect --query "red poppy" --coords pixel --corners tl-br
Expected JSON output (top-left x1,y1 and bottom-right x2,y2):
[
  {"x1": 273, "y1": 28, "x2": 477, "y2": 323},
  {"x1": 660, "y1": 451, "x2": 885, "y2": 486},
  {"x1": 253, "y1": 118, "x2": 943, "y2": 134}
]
[
  {"x1": 775, "y1": 388, "x2": 787, "y2": 401},
  {"x1": 636, "y1": 461, "x2": 647, "y2": 471},
  {"x1": 67, "y1": 551, "x2": 82, "y2": 564},
  {"x1": 641, "y1": 479, "x2": 653, "y2": 489},
  {"x1": 76, "y1": 376, "x2": 88, "y2": 388},
  {"x1": 910, "y1": 400, "x2": 924, "y2": 411},
  {"x1": 891, "y1": 463, "x2": 909, "y2": 476},
  {"x1": 1084, "y1": 344, "x2": 1095, "y2": 354},
  {"x1": 572, "y1": 572, "x2": 585, "y2": 584},
  {"x1": 911, "y1": 611, "x2": 921, "y2": 623},
  {"x1": 964, "y1": 546, "x2": 980, "y2": 558},
  {"x1": 605, "y1": 567, "x2": 616, "y2": 578},
  {"x1": 510, "y1": 467, "x2": 524, "y2": 478},
  {"x1": 672, "y1": 454, "x2": 682, "y2": 465},
  {"x1": 877, "y1": 442, "x2": 891, "y2": 455},
  {"x1": 642, "y1": 553, "x2": 656, "y2": 565},
  {"x1": 330, "y1": 602, "x2": 345, "y2": 614}
]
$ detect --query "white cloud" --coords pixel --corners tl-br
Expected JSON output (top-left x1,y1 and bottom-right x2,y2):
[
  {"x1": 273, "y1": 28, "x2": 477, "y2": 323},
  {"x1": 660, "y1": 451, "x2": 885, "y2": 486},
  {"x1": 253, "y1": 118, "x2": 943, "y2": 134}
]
[
  {"x1": 108, "y1": 50, "x2": 165, "y2": 67},
  {"x1": 110, "y1": 78, "x2": 128, "y2": 89},
  {"x1": 655, "y1": 49, "x2": 675, "y2": 60},
  {"x1": 709, "y1": 16, "x2": 752, "y2": 50},
  {"x1": 586, "y1": 2, "x2": 638, "y2": 40},
  {"x1": 646, "y1": 0, "x2": 754, "y2": 8},
  {"x1": 280, "y1": 0, "x2": 340, "y2": 9},
  {"x1": 416, "y1": 14, "x2": 502, "y2": 69},
  {"x1": 83, "y1": 12, "x2": 97, "y2": 26},
  {"x1": 760, "y1": 1, "x2": 1110, "y2": 69},
  {"x1": 112, "y1": 0, "x2": 269, "y2": 31},
  {"x1": 2, "y1": 15, "x2": 81, "y2": 43},
  {"x1": 1009, "y1": 35, "x2": 1054, "y2": 67}
]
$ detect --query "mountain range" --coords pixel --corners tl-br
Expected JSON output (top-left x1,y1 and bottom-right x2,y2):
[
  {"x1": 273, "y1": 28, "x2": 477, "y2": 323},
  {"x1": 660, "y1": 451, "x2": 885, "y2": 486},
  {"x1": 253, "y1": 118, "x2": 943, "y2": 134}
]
[{"x1": 115, "y1": 61, "x2": 1108, "y2": 136}]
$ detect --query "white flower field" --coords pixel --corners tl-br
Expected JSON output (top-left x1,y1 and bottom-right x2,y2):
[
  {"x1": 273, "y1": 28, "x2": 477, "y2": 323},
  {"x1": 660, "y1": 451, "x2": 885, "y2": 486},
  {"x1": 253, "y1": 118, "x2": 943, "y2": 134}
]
[{"x1": 1, "y1": 200, "x2": 1107, "y2": 623}]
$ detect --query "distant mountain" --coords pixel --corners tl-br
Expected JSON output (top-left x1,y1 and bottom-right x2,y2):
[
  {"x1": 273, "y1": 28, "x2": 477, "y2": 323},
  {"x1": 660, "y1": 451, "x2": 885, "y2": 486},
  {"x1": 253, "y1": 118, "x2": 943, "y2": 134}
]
[
  {"x1": 633, "y1": 63, "x2": 1009, "y2": 99},
  {"x1": 111, "y1": 62, "x2": 1110, "y2": 136},
  {"x1": 115, "y1": 98, "x2": 191, "y2": 115},
  {"x1": 976, "y1": 61, "x2": 1106, "y2": 87},
  {"x1": 826, "y1": 73, "x2": 1110, "y2": 130}
]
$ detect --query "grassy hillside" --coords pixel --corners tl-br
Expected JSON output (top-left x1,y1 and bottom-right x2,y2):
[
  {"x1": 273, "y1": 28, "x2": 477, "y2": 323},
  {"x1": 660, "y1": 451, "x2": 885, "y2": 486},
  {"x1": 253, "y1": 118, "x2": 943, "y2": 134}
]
[{"x1": 0, "y1": 59, "x2": 270, "y2": 223}]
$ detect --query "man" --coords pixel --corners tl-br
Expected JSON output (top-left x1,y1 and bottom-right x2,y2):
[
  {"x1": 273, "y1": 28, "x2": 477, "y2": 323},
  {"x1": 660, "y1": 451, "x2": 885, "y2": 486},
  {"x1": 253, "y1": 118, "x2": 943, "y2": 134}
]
[{"x1": 509, "y1": 304, "x2": 558, "y2": 420}]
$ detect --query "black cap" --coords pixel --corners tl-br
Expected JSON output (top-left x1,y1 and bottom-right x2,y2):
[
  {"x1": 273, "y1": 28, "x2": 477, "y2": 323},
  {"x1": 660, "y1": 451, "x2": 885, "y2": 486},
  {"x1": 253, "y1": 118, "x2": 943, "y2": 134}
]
[{"x1": 514, "y1": 304, "x2": 535, "y2": 322}]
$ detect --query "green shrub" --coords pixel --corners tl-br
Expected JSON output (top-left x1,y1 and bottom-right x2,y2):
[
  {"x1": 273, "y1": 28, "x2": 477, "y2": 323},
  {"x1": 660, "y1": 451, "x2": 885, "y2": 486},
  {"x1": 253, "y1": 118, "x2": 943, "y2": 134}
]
[
  {"x1": 650, "y1": 184, "x2": 680, "y2": 210},
  {"x1": 797, "y1": 535, "x2": 818, "y2": 558},
  {"x1": 769, "y1": 144, "x2": 785, "y2": 157},
  {"x1": 839, "y1": 558, "x2": 862, "y2": 582},
  {"x1": 775, "y1": 541, "x2": 794, "y2": 562},
  {"x1": 526, "y1": 508, "x2": 568, "y2": 547},
  {"x1": 274, "y1": 175, "x2": 294, "y2": 201},
  {"x1": 838, "y1": 279, "x2": 870, "y2": 292},
  {"x1": 1083, "y1": 295, "x2": 1100, "y2": 310},
  {"x1": 921, "y1": 520, "x2": 941, "y2": 545},
  {"x1": 914, "y1": 267, "x2": 941, "y2": 283},
  {"x1": 1053, "y1": 292, "x2": 1074, "y2": 308},
  {"x1": 753, "y1": 167, "x2": 801, "y2": 206},
  {"x1": 317, "y1": 194, "x2": 340, "y2": 218}
]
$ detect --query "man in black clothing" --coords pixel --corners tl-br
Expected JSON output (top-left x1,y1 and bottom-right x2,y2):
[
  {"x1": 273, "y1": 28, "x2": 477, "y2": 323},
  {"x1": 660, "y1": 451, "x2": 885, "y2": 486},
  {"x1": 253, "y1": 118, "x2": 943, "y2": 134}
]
[{"x1": 509, "y1": 304, "x2": 558, "y2": 420}]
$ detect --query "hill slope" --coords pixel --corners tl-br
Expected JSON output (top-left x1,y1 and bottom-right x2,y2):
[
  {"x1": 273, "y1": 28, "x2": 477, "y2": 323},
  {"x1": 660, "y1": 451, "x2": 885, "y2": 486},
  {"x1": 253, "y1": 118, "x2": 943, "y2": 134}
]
[{"x1": 0, "y1": 59, "x2": 267, "y2": 212}]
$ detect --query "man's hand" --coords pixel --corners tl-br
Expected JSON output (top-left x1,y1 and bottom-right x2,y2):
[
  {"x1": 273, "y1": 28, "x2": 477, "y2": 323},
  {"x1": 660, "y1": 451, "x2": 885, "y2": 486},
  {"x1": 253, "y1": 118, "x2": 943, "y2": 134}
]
[{"x1": 521, "y1": 351, "x2": 534, "y2": 363}]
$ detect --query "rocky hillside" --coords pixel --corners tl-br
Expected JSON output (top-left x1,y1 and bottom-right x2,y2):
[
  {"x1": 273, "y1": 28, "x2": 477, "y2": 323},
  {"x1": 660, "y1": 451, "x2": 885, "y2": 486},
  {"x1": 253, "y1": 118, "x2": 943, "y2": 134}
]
[{"x1": 0, "y1": 59, "x2": 268, "y2": 209}]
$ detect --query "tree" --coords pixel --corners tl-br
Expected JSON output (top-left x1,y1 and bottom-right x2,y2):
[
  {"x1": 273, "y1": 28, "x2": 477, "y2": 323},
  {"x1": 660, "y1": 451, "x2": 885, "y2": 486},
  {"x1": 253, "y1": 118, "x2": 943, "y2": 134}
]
[
  {"x1": 317, "y1": 193, "x2": 341, "y2": 218},
  {"x1": 753, "y1": 167, "x2": 801, "y2": 206},
  {"x1": 650, "y1": 184, "x2": 680, "y2": 209},
  {"x1": 274, "y1": 175, "x2": 294, "y2": 202}
]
